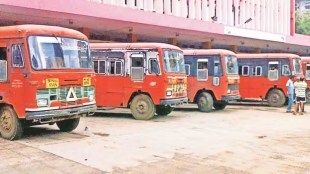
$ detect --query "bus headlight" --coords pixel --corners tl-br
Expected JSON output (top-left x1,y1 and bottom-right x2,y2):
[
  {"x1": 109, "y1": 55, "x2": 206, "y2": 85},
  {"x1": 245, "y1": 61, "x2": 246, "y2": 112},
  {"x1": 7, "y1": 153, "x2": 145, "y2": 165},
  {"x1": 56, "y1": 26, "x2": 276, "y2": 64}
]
[
  {"x1": 227, "y1": 89, "x2": 231, "y2": 94},
  {"x1": 166, "y1": 90, "x2": 172, "y2": 96},
  {"x1": 37, "y1": 98, "x2": 48, "y2": 107}
]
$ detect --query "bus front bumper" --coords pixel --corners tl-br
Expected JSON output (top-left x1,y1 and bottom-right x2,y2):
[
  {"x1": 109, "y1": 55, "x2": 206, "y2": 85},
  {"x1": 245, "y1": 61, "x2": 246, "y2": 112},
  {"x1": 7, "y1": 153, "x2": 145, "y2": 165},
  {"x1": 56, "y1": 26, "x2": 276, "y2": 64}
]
[
  {"x1": 25, "y1": 104, "x2": 97, "y2": 123},
  {"x1": 221, "y1": 95, "x2": 240, "y2": 102},
  {"x1": 160, "y1": 97, "x2": 188, "y2": 106}
]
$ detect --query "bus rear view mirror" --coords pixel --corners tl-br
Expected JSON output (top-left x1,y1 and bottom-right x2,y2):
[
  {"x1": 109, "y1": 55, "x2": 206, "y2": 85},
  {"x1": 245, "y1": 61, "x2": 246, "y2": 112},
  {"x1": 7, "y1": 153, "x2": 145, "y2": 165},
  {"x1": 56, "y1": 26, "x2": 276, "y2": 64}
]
[{"x1": 0, "y1": 60, "x2": 7, "y2": 81}]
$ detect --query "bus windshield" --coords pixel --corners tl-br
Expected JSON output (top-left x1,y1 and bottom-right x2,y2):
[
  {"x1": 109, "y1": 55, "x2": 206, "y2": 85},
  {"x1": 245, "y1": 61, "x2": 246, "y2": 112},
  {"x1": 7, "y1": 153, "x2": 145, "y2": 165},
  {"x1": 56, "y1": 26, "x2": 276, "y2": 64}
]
[
  {"x1": 293, "y1": 58, "x2": 302, "y2": 75},
  {"x1": 224, "y1": 55, "x2": 238, "y2": 75},
  {"x1": 28, "y1": 36, "x2": 92, "y2": 70},
  {"x1": 163, "y1": 50, "x2": 185, "y2": 74}
]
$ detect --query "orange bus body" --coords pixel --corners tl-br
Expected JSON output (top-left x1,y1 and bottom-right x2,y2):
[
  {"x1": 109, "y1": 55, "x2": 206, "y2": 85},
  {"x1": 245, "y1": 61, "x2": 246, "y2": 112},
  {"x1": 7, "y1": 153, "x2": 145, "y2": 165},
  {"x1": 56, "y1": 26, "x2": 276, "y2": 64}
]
[
  {"x1": 91, "y1": 43, "x2": 188, "y2": 120},
  {"x1": 237, "y1": 53, "x2": 303, "y2": 107},
  {"x1": 301, "y1": 57, "x2": 310, "y2": 100},
  {"x1": 184, "y1": 49, "x2": 240, "y2": 112},
  {"x1": 0, "y1": 25, "x2": 96, "y2": 140}
]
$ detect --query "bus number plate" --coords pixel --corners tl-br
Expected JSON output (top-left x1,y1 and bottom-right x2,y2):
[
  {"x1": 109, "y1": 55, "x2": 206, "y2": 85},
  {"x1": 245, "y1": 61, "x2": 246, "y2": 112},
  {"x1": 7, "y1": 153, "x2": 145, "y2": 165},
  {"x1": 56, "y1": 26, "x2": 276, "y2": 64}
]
[
  {"x1": 83, "y1": 77, "x2": 91, "y2": 86},
  {"x1": 46, "y1": 78, "x2": 59, "y2": 88}
]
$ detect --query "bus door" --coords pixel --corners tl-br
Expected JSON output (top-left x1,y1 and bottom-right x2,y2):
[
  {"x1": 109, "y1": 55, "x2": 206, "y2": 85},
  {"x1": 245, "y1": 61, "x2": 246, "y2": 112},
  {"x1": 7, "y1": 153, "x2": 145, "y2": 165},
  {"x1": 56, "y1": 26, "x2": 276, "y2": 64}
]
[
  {"x1": 197, "y1": 59, "x2": 209, "y2": 82},
  {"x1": 105, "y1": 53, "x2": 125, "y2": 107},
  {"x1": 129, "y1": 52, "x2": 146, "y2": 83},
  {"x1": 0, "y1": 42, "x2": 9, "y2": 102},
  {"x1": 8, "y1": 41, "x2": 26, "y2": 115},
  {"x1": 268, "y1": 61, "x2": 280, "y2": 81}
]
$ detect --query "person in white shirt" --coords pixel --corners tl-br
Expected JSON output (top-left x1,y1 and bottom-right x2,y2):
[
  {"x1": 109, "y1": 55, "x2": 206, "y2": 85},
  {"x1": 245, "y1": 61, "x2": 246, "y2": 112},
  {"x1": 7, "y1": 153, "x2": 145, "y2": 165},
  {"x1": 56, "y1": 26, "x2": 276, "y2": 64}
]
[{"x1": 293, "y1": 76, "x2": 307, "y2": 115}]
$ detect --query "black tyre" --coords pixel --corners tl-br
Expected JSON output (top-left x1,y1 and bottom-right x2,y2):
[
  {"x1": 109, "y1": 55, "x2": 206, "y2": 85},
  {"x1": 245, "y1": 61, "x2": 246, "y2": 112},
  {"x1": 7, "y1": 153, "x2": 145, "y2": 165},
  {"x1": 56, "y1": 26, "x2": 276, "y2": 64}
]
[
  {"x1": 130, "y1": 94, "x2": 155, "y2": 120},
  {"x1": 214, "y1": 101, "x2": 228, "y2": 110},
  {"x1": 306, "y1": 89, "x2": 310, "y2": 103},
  {"x1": 0, "y1": 106, "x2": 24, "y2": 140},
  {"x1": 197, "y1": 92, "x2": 214, "y2": 112},
  {"x1": 156, "y1": 105, "x2": 173, "y2": 116},
  {"x1": 56, "y1": 118, "x2": 80, "y2": 132},
  {"x1": 267, "y1": 89, "x2": 286, "y2": 107}
]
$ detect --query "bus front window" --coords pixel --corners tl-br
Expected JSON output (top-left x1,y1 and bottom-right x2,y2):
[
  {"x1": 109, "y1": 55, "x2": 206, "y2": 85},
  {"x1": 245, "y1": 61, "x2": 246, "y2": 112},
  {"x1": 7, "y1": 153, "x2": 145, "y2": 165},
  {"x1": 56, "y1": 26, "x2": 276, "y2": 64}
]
[
  {"x1": 163, "y1": 50, "x2": 185, "y2": 74},
  {"x1": 225, "y1": 55, "x2": 238, "y2": 75},
  {"x1": 28, "y1": 36, "x2": 91, "y2": 70},
  {"x1": 293, "y1": 58, "x2": 302, "y2": 75}
]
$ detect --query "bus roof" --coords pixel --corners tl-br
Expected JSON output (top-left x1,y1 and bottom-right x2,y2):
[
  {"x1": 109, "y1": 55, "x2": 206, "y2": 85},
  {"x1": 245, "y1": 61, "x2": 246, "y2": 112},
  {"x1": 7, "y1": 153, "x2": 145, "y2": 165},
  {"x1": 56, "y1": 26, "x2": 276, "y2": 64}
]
[
  {"x1": 183, "y1": 49, "x2": 236, "y2": 56},
  {"x1": 237, "y1": 53, "x2": 300, "y2": 59},
  {"x1": 90, "y1": 42, "x2": 182, "y2": 51},
  {"x1": 301, "y1": 57, "x2": 310, "y2": 62},
  {"x1": 0, "y1": 25, "x2": 88, "y2": 40}
]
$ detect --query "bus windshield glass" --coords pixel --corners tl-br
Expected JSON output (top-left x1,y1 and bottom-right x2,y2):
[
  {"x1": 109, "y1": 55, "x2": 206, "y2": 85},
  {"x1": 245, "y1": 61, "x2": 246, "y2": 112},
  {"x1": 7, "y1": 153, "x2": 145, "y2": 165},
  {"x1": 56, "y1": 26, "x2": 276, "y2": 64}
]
[
  {"x1": 163, "y1": 50, "x2": 185, "y2": 73},
  {"x1": 28, "y1": 36, "x2": 91, "y2": 70},
  {"x1": 224, "y1": 55, "x2": 238, "y2": 75},
  {"x1": 293, "y1": 58, "x2": 302, "y2": 75}
]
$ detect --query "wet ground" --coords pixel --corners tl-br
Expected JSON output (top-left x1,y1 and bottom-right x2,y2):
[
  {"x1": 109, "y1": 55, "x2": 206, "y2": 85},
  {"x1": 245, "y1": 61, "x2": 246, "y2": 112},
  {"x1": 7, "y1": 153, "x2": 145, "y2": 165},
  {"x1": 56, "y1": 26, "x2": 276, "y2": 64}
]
[{"x1": 1, "y1": 104, "x2": 310, "y2": 174}]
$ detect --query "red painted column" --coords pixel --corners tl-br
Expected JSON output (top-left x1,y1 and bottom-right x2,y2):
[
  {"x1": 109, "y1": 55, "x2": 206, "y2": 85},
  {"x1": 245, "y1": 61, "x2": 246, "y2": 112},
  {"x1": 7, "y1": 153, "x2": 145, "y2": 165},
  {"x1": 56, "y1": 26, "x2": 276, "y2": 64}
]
[{"x1": 290, "y1": 0, "x2": 295, "y2": 36}]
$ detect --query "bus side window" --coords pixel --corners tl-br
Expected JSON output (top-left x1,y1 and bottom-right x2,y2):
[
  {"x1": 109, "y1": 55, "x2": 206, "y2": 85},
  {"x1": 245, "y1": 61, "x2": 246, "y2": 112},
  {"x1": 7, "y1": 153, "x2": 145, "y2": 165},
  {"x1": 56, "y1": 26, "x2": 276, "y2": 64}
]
[
  {"x1": 306, "y1": 64, "x2": 310, "y2": 80},
  {"x1": 281, "y1": 65, "x2": 290, "y2": 76},
  {"x1": 197, "y1": 60, "x2": 208, "y2": 81},
  {"x1": 185, "y1": 64, "x2": 190, "y2": 76},
  {"x1": 241, "y1": 66, "x2": 250, "y2": 76},
  {"x1": 214, "y1": 60, "x2": 222, "y2": 76},
  {"x1": 12, "y1": 44, "x2": 24, "y2": 68},
  {"x1": 0, "y1": 47, "x2": 7, "y2": 81},
  {"x1": 148, "y1": 58, "x2": 160, "y2": 75},
  {"x1": 108, "y1": 61, "x2": 122, "y2": 75},
  {"x1": 254, "y1": 66, "x2": 262, "y2": 76},
  {"x1": 93, "y1": 60, "x2": 106, "y2": 74}
]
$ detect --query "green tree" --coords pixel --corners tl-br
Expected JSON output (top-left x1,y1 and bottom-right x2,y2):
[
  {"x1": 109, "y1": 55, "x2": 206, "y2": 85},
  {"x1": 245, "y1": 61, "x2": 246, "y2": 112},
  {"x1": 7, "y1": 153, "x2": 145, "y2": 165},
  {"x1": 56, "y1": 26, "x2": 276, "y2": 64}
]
[{"x1": 296, "y1": 12, "x2": 310, "y2": 35}]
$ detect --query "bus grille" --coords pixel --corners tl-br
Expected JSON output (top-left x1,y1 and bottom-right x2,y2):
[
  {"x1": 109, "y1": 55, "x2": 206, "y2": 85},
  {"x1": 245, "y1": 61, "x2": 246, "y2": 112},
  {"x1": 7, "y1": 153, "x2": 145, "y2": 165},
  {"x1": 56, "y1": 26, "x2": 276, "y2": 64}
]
[{"x1": 228, "y1": 84, "x2": 239, "y2": 91}]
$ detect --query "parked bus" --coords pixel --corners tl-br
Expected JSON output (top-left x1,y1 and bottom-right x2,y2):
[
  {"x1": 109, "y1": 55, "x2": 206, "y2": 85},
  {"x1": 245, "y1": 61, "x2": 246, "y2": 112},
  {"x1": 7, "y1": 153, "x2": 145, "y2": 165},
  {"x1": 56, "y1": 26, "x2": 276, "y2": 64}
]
[
  {"x1": 183, "y1": 49, "x2": 240, "y2": 112},
  {"x1": 0, "y1": 25, "x2": 96, "y2": 140},
  {"x1": 237, "y1": 53, "x2": 302, "y2": 107},
  {"x1": 301, "y1": 57, "x2": 310, "y2": 101},
  {"x1": 91, "y1": 43, "x2": 188, "y2": 120}
]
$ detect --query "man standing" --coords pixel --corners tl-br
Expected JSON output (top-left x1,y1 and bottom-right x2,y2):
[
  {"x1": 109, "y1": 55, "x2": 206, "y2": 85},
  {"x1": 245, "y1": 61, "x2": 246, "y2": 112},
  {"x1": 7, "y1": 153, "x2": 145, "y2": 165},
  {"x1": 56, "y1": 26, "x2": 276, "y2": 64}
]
[
  {"x1": 293, "y1": 76, "x2": 307, "y2": 115},
  {"x1": 286, "y1": 75, "x2": 295, "y2": 113}
]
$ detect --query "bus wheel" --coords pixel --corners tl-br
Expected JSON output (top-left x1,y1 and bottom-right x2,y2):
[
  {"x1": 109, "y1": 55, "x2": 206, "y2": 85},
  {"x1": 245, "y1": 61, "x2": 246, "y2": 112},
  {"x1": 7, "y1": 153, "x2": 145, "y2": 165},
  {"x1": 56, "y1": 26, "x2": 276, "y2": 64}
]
[
  {"x1": 0, "y1": 106, "x2": 23, "y2": 140},
  {"x1": 56, "y1": 118, "x2": 80, "y2": 132},
  {"x1": 214, "y1": 101, "x2": 228, "y2": 110},
  {"x1": 130, "y1": 94, "x2": 155, "y2": 120},
  {"x1": 267, "y1": 89, "x2": 286, "y2": 107},
  {"x1": 197, "y1": 92, "x2": 213, "y2": 112},
  {"x1": 156, "y1": 105, "x2": 173, "y2": 116},
  {"x1": 306, "y1": 89, "x2": 310, "y2": 103}
]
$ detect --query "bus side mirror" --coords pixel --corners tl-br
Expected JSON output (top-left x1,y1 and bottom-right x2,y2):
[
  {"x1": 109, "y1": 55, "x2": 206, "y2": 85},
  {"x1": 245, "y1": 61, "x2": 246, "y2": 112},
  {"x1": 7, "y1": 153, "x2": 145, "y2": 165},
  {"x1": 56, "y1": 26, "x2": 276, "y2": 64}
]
[{"x1": 0, "y1": 60, "x2": 7, "y2": 81}]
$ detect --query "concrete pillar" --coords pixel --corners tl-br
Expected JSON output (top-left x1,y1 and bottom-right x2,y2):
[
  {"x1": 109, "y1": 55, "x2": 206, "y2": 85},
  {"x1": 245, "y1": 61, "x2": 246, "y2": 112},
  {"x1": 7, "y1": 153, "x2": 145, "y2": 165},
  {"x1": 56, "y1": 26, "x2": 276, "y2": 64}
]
[
  {"x1": 168, "y1": 38, "x2": 177, "y2": 46},
  {"x1": 195, "y1": 0, "x2": 202, "y2": 20},
  {"x1": 202, "y1": 42, "x2": 212, "y2": 49},
  {"x1": 79, "y1": 28, "x2": 90, "y2": 38},
  {"x1": 290, "y1": 0, "x2": 295, "y2": 36},
  {"x1": 14, "y1": 21, "x2": 23, "y2": 25},
  {"x1": 230, "y1": 45, "x2": 238, "y2": 53},
  {"x1": 202, "y1": 0, "x2": 209, "y2": 21},
  {"x1": 154, "y1": 0, "x2": 164, "y2": 13},
  {"x1": 255, "y1": 48, "x2": 261, "y2": 53},
  {"x1": 127, "y1": 33, "x2": 138, "y2": 42}
]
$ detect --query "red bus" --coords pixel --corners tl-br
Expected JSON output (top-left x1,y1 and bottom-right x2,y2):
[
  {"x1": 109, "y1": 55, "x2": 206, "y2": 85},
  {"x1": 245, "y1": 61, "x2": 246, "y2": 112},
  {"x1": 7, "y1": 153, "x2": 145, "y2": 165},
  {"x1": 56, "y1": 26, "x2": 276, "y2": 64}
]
[
  {"x1": 184, "y1": 49, "x2": 240, "y2": 112},
  {"x1": 301, "y1": 57, "x2": 310, "y2": 101},
  {"x1": 91, "y1": 43, "x2": 187, "y2": 120},
  {"x1": 237, "y1": 53, "x2": 303, "y2": 107},
  {"x1": 0, "y1": 25, "x2": 96, "y2": 140}
]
